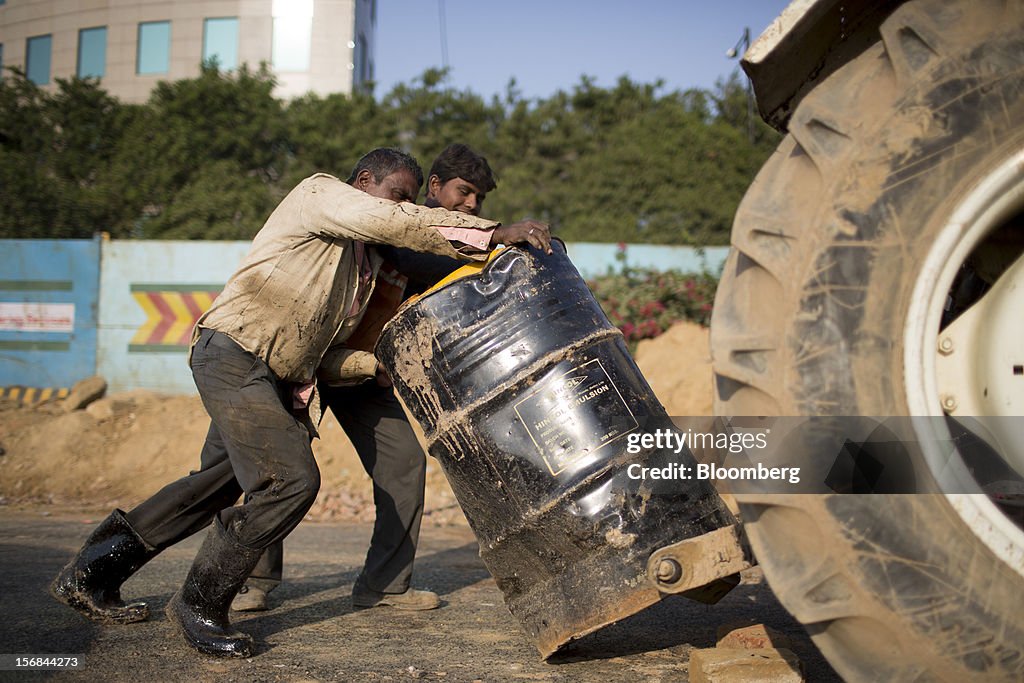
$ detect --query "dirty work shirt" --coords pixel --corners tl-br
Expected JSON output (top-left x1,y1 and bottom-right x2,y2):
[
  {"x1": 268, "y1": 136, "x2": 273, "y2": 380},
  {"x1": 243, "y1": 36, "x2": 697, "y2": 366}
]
[{"x1": 193, "y1": 173, "x2": 498, "y2": 383}]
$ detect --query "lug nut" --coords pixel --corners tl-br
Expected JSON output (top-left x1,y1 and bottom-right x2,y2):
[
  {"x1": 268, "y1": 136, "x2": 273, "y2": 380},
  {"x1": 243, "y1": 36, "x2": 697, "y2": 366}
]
[
  {"x1": 656, "y1": 558, "x2": 683, "y2": 584},
  {"x1": 941, "y1": 394, "x2": 958, "y2": 412},
  {"x1": 938, "y1": 337, "x2": 954, "y2": 355}
]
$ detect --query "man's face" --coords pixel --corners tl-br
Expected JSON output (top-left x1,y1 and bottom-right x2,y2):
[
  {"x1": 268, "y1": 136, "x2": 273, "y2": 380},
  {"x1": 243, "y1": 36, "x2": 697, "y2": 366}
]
[
  {"x1": 426, "y1": 175, "x2": 486, "y2": 215},
  {"x1": 358, "y1": 168, "x2": 420, "y2": 203}
]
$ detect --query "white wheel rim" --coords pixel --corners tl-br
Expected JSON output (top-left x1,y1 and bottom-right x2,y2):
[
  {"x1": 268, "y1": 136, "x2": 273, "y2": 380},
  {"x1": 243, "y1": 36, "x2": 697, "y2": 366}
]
[{"x1": 904, "y1": 148, "x2": 1024, "y2": 576}]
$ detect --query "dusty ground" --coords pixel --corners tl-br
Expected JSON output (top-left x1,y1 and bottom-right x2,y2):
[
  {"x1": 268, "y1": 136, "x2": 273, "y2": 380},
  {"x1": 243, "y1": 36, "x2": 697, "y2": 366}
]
[
  {"x1": 0, "y1": 322, "x2": 840, "y2": 680},
  {"x1": 0, "y1": 510, "x2": 840, "y2": 682}
]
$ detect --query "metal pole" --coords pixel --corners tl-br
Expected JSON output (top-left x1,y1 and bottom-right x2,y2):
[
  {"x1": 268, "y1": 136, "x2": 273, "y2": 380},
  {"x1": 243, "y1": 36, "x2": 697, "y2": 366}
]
[
  {"x1": 743, "y1": 28, "x2": 754, "y2": 144},
  {"x1": 726, "y1": 27, "x2": 755, "y2": 144},
  {"x1": 438, "y1": 0, "x2": 449, "y2": 70}
]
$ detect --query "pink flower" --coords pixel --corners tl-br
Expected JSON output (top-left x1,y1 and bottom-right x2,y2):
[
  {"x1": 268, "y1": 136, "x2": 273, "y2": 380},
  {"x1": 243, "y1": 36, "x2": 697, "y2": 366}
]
[{"x1": 641, "y1": 319, "x2": 661, "y2": 337}]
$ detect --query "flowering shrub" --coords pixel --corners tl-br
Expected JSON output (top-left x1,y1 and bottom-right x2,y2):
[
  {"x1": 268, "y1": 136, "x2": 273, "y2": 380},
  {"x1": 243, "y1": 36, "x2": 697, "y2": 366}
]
[{"x1": 586, "y1": 246, "x2": 719, "y2": 346}]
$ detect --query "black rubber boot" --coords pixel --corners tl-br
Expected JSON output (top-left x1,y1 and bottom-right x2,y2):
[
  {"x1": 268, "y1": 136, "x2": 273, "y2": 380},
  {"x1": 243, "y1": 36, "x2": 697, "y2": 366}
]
[
  {"x1": 50, "y1": 509, "x2": 158, "y2": 624},
  {"x1": 166, "y1": 519, "x2": 263, "y2": 658}
]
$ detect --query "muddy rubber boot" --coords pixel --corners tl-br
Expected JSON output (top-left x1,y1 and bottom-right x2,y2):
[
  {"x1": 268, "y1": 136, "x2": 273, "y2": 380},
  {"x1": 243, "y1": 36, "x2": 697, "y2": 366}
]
[
  {"x1": 166, "y1": 520, "x2": 262, "y2": 657},
  {"x1": 50, "y1": 509, "x2": 158, "y2": 624}
]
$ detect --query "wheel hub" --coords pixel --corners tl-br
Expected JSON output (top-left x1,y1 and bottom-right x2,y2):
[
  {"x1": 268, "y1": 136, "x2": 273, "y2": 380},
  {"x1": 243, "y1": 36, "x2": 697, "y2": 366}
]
[
  {"x1": 904, "y1": 147, "x2": 1024, "y2": 573},
  {"x1": 935, "y1": 251, "x2": 1024, "y2": 473}
]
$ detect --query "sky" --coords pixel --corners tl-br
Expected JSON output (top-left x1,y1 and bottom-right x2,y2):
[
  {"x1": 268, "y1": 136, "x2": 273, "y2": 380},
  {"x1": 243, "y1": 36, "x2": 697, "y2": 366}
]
[{"x1": 373, "y1": 1, "x2": 793, "y2": 102}]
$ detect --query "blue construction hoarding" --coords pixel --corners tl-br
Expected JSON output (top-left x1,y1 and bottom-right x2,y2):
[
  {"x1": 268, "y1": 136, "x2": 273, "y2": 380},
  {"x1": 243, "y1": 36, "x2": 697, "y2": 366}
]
[
  {"x1": 97, "y1": 240, "x2": 251, "y2": 393},
  {"x1": 1, "y1": 238, "x2": 720, "y2": 396},
  {"x1": 0, "y1": 237, "x2": 101, "y2": 394}
]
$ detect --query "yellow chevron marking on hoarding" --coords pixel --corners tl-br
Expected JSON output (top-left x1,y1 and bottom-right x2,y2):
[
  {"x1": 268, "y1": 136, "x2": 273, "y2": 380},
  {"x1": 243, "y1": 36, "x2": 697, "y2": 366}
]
[
  {"x1": 131, "y1": 292, "x2": 161, "y2": 345},
  {"x1": 129, "y1": 287, "x2": 221, "y2": 350},
  {"x1": 192, "y1": 291, "x2": 215, "y2": 313},
  {"x1": 164, "y1": 292, "x2": 194, "y2": 347}
]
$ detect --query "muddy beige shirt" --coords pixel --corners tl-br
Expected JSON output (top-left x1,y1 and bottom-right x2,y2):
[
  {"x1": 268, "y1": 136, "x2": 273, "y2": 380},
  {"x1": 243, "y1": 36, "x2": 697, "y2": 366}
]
[{"x1": 194, "y1": 173, "x2": 497, "y2": 382}]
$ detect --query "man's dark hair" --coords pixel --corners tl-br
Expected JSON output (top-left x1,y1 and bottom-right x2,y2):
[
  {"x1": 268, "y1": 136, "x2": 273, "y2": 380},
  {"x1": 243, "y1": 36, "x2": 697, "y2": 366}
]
[
  {"x1": 346, "y1": 148, "x2": 424, "y2": 189},
  {"x1": 428, "y1": 144, "x2": 497, "y2": 193}
]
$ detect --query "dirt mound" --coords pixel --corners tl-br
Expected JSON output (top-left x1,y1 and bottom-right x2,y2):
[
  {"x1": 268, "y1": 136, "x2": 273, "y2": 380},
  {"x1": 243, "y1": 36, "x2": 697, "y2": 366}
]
[
  {"x1": 634, "y1": 320, "x2": 713, "y2": 416},
  {"x1": 0, "y1": 321, "x2": 710, "y2": 521}
]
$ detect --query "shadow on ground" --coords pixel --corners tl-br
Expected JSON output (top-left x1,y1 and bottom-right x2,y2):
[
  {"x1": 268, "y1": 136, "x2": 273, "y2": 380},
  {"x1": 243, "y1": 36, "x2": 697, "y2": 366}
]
[{"x1": 1, "y1": 511, "x2": 840, "y2": 682}]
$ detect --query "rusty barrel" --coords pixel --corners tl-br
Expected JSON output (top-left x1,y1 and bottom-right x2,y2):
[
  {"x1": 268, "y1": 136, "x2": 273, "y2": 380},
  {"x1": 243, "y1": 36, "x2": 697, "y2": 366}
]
[{"x1": 375, "y1": 242, "x2": 739, "y2": 657}]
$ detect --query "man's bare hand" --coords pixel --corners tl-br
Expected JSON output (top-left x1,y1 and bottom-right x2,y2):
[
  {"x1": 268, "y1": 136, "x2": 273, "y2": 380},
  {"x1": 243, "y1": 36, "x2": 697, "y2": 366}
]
[{"x1": 491, "y1": 220, "x2": 552, "y2": 254}]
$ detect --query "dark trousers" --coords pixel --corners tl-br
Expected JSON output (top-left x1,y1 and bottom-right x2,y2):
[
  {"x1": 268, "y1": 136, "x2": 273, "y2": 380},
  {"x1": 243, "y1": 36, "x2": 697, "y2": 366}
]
[
  {"x1": 248, "y1": 381, "x2": 427, "y2": 594},
  {"x1": 125, "y1": 329, "x2": 320, "y2": 552}
]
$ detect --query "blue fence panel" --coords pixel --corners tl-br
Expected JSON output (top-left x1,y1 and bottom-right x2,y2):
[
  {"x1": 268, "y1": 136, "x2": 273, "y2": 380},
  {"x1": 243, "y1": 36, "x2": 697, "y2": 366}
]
[
  {"x1": 0, "y1": 237, "x2": 101, "y2": 390},
  {"x1": 97, "y1": 240, "x2": 252, "y2": 394},
  {"x1": 0, "y1": 237, "x2": 727, "y2": 396},
  {"x1": 565, "y1": 243, "x2": 729, "y2": 279}
]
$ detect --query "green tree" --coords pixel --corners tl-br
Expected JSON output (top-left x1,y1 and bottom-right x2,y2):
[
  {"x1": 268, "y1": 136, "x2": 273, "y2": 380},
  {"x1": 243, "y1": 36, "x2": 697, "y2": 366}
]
[
  {"x1": 486, "y1": 75, "x2": 777, "y2": 244},
  {"x1": 383, "y1": 69, "x2": 503, "y2": 186},
  {"x1": 560, "y1": 92, "x2": 762, "y2": 244},
  {"x1": 108, "y1": 62, "x2": 287, "y2": 238},
  {"x1": 282, "y1": 89, "x2": 396, "y2": 188},
  {"x1": 135, "y1": 160, "x2": 275, "y2": 239},
  {"x1": 0, "y1": 65, "x2": 780, "y2": 244},
  {"x1": 0, "y1": 68, "x2": 56, "y2": 238},
  {"x1": 711, "y1": 71, "x2": 779, "y2": 149},
  {"x1": 0, "y1": 69, "x2": 130, "y2": 238}
]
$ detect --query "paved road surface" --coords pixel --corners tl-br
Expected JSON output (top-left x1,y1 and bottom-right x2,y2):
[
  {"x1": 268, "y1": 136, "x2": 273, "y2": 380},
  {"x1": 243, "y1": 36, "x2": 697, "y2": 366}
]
[{"x1": 0, "y1": 509, "x2": 841, "y2": 682}]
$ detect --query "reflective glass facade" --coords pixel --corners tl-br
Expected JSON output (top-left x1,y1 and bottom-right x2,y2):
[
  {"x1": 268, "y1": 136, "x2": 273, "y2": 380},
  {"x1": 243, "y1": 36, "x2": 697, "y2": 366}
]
[
  {"x1": 26, "y1": 34, "x2": 52, "y2": 85},
  {"x1": 77, "y1": 27, "x2": 107, "y2": 78},
  {"x1": 272, "y1": 0, "x2": 312, "y2": 72},
  {"x1": 203, "y1": 17, "x2": 238, "y2": 70},
  {"x1": 137, "y1": 21, "x2": 170, "y2": 74}
]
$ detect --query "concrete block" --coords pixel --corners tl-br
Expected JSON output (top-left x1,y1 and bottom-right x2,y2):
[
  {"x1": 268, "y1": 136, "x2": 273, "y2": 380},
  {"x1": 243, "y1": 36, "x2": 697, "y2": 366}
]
[
  {"x1": 63, "y1": 376, "x2": 107, "y2": 411},
  {"x1": 85, "y1": 397, "x2": 135, "y2": 421},
  {"x1": 689, "y1": 647, "x2": 803, "y2": 683},
  {"x1": 716, "y1": 622, "x2": 792, "y2": 650}
]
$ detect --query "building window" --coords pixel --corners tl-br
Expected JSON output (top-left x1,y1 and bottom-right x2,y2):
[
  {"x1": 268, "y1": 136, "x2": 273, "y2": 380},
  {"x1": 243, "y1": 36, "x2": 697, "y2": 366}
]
[
  {"x1": 78, "y1": 27, "x2": 107, "y2": 78},
  {"x1": 26, "y1": 35, "x2": 52, "y2": 85},
  {"x1": 272, "y1": 0, "x2": 312, "y2": 72},
  {"x1": 203, "y1": 17, "x2": 238, "y2": 70},
  {"x1": 137, "y1": 21, "x2": 171, "y2": 74}
]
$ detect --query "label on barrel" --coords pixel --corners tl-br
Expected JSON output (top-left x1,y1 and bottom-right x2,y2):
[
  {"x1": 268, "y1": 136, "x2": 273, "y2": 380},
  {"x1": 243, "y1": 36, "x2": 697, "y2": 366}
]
[{"x1": 513, "y1": 358, "x2": 638, "y2": 476}]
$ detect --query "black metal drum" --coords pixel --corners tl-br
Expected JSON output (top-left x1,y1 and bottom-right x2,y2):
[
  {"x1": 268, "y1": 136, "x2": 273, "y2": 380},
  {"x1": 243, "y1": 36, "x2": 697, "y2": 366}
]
[{"x1": 375, "y1": 242, "x2": 738, "y2": 657}]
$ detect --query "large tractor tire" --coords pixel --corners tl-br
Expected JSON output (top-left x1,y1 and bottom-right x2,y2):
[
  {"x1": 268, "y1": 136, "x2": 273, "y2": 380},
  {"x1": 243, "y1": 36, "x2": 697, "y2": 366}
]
[{"x1": 711, "y1": 1, "x2": 1024, "y2": 680}]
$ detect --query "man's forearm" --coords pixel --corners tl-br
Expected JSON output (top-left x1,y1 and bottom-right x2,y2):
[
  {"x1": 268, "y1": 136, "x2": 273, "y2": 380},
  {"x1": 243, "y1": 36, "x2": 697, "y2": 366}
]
[
  {"x1": 298, "y1": 174, "x2": 499, "y2": 259},
  {"x1": 317, "y1": 348, "x2": 378, "y2": 386}
]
